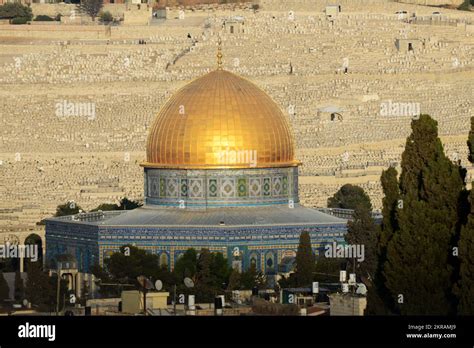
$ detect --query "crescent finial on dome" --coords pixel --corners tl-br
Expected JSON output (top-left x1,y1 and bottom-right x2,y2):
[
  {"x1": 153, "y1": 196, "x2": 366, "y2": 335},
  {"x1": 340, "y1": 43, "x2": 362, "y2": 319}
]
[{"x1": 217, "y1": 37, "x2": 223, "y2": 70}]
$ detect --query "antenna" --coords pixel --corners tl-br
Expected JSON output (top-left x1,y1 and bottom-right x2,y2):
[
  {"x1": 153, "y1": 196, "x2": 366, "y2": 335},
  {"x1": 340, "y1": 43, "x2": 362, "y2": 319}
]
[{"x1": 137, "y1": 275, "x2": 153, "y2": 316}]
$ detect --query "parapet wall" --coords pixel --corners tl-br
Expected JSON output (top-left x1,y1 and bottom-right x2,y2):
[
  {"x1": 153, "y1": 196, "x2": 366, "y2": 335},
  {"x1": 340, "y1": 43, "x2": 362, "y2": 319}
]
[
  {"x1": 257, "y1": 0, "x2": 391, "y2": 11},
  {"x1": 0, "y1": 25, "x2": 108, "y2": 39},
  {"x1": 257, "y1": 0, "x2": 464, "y2": 11},
  {"x1": 31, "y1": 3, "x2": 127, "y2": 18},
  {"x1": 393, "y1": 0, "x2": 464, "y2": 6},
  {"x1": 0, "y1": 23, "x2": 200, "y2": 40}
]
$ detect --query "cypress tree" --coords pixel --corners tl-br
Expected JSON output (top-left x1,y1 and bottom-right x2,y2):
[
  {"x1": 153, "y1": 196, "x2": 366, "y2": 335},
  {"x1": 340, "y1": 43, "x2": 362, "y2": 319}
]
[
  {"x1": 241, "y1": 263, "x2": 258, "y2": 289},
  {"x1": 467, "y1": 117, "x2": 474, "y2": 164},
  {"x1": 384, "y1": 115, "x2": 464, "y2": 315},
  {"x1": 227, "y1": 269, "x2": 241, "y2": 291},
  {"x1": 343, "y1": 191, "x2": 390, "y2": 316},
  {"x1": 210, "y1": 252, "x2": 231, "y2": 290},
  {"x1": 366, "y1": 167, "x2": 399, "y2": 315},
  {"x1": 458, "y1": 192, "x2": 474, "y2": 314},
  {"x1": 295, "y1": 231, "x2": 315, "y2": 287},
  {"x1": 195, "y1": 249, "x2": 213, "y2": 302},
  {"x1": 345, "y1": 204, "x2": 378, "y2": 283},
  {"x1": 196, "y1": 249, "x2": 212, "y2": 287},
  {"x1": 0, "y1": 271, "x2": 10, "y2": 303},
  {"x1": 25, "y1": 262, "x2": 51, "y2": 308},
  {"x1": 457, "y1": 116, "x2": 474, "y2": 314},
  {"x1": 379, "y1": 167, "x2": 399, "y2": 249},
  {"x1": 14, "y1": 270, "x2": 24, "y2": 302}
]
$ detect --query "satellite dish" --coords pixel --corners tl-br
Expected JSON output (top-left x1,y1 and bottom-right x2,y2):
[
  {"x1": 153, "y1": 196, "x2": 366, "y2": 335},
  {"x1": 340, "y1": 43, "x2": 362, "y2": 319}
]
[
  {"x1": 356, "y1": 283, "x2": 368, "y2": 295},
  {"x1": 155, "y1": 280, "x2": 163, "y2": 291},
  {"x1": 22, "y1": 299, "x2": 28, "y2": 307},
  {"x1": 137, "y1": 275, "x2": 154, "y2": 290},
  {"x1": 184, "y1": 277, "x2": 194, "y2": 288}
]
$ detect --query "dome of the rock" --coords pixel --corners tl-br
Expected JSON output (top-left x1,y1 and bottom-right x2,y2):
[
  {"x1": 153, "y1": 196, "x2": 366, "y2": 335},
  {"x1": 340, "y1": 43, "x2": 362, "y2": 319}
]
[{"x1": 45, "y1": 67, "x2": 347, "y2": 278}]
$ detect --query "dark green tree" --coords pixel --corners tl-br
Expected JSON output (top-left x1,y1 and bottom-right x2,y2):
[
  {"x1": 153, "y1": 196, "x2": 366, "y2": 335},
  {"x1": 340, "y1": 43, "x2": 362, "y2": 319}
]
[
  {"x1": 240, "y1": 263, "x2": 258, "y2": 289},
  {"x1": 366, "y1": 167, "x2": 399, "y2": 315},
  {"x1": 90, "y1": 262, "x2": 120, "y2": 297},
  {"x1": 173, "y1": 249, "x2": 198, "y2": 281},
  {"x1": 90, "y1": 198, "x2": 142, "y2": 212},
  {"x1": 194, "y1": 249, "x2": 214, "y2": 302},
  {"x1": 90, "y1": 203, "x2": 119, "y2": 212},
  {"x1": 226, "y1": 269, "x2": 241, "y2": 291},
  {"x1": 79, "y1": 0, "x2": 103, "y2": 21},
  {"x1": 196, "y1": 249, "x2": 212, "y2": 286},
  {"x1": 0, "y1": 3, "x2": 32, "y2": 21},
  {"x1": 54, "y1": 201, "x2": 81, "y2": 217},
  {"x1": 457, "y1": 196, "x2": 474, "y2": 314},
  {"x1": 328, "y1": 184, "x2": 372, "y2": 211},
  {"x1": 105, "y1": 245, "x2": 160, "y2": 284},
  {"x1": 379, "y1": 167, "x2": 400, "y2": 248},
  {"x1": 25, "y1": 262, "x2": 54, "y2": 311},
  {"x1": 458, "y1": 0, "x2": 473, "y2": 11},
  {"x1": 295, "y1": 231, "x2": 315, "y2": 287},
  {"x1": 118, "y1": 197, "x2": 142, "y2": 210},
  {"x1": 14, "y1": 270, "x2": 24, "y2": 302},
  {"x1": 345, "y1": 203, "x2": 378, "y2": 284},
  {"x1": 468, "y1": 117, "x2": 474, "y2": 164},
  {"x1": 210, "y1": 252, "x2": 231, "y2": 289},
  {"x1": 153, "y1": 265, "x2": 176, "y2": 291},
  {"x1": 46, "y1": 273, "x2": 68, "y2": 313},
  {"x1": 384, "y1": 115, "x2": 464, "y2": 315},
  {"x1": 0, "y1": 271, "x2": 10, "y2": 304},
  {"x1": 99, "y1": 10, "x2": 113, "y2": 23},
  {"x1": 278, "y1": 273, "x2": 297, "y2": 289},
  {"x1": 457, "y1": 116, "x2": 474, "y2": 314},
  {"x1": 313, "y1": 255, "x2": 343, "y2": 283}
]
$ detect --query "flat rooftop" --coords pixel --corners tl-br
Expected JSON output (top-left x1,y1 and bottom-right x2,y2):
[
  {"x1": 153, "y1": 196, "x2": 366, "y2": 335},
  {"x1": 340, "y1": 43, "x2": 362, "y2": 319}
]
[{"x1": 46, "y1": 205, "x2": 347, "y2": 228}]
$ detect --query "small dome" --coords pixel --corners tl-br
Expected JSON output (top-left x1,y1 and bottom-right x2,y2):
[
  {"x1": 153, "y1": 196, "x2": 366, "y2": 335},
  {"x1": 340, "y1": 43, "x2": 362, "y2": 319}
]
[{"x1": 143, "y1": 70, "x2": 298, "y2": 169}]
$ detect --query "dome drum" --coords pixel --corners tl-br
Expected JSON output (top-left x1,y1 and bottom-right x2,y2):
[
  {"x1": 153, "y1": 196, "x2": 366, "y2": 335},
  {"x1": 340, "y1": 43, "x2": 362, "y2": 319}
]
[
  {"x1": 144, "y1": 167, "x2": 299, "y2": 209},
  {"x1": 143, "y1": 69, "x2": 301, "y2": 209}
]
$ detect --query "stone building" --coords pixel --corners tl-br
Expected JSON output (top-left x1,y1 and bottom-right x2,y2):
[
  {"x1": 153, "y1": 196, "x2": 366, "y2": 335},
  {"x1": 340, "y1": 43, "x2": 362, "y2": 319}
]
[
  {"x1": 395, "y1": 38, "x2": 424, "y2": 52},
  {"x1": 224, "y1": 16, "x2": 246, "y2": 34},
  {"x1": 325, "y1": 5, "x2": 341, "y2": 18}
]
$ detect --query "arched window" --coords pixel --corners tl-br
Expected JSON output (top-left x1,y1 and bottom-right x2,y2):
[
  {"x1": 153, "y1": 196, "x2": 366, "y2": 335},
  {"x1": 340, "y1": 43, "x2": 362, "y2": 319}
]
[{"x1": 160, "y1": 253, "x2": 168, "y2": 267}]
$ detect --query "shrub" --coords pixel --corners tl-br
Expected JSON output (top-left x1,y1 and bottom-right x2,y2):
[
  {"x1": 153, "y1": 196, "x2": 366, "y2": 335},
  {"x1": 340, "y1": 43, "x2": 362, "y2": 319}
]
[
  {"x1": 11, "y1": 17, "x2": 28, "y2": 25},
  {"x1": 99, "y1": 10, "x2": 113, "y2": 23},
  {"x1": 34, "y1": 15, "x2": 54, "y2": 21},
  {"x1": 458, "y1": 0, "x2": 472, "y2": 11}
]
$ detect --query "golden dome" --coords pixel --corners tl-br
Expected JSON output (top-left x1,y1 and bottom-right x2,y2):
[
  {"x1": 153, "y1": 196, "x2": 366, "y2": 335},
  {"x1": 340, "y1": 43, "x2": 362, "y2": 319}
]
[{"x1": 143, "y1": 69, "x2": 299, "y2": 169}]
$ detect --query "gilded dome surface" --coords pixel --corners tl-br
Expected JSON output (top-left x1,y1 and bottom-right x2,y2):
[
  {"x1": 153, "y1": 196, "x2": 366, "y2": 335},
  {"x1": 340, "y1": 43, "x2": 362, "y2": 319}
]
[{"x1": 143, "y1": 69, "x2": 298, "y2": 169}]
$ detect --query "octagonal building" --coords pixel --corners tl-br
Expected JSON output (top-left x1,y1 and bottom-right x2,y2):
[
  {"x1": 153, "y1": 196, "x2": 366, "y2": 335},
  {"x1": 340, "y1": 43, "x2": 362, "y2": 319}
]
[{"x1": 45, "y1": 68, "x2": 347, "y2": 274}]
